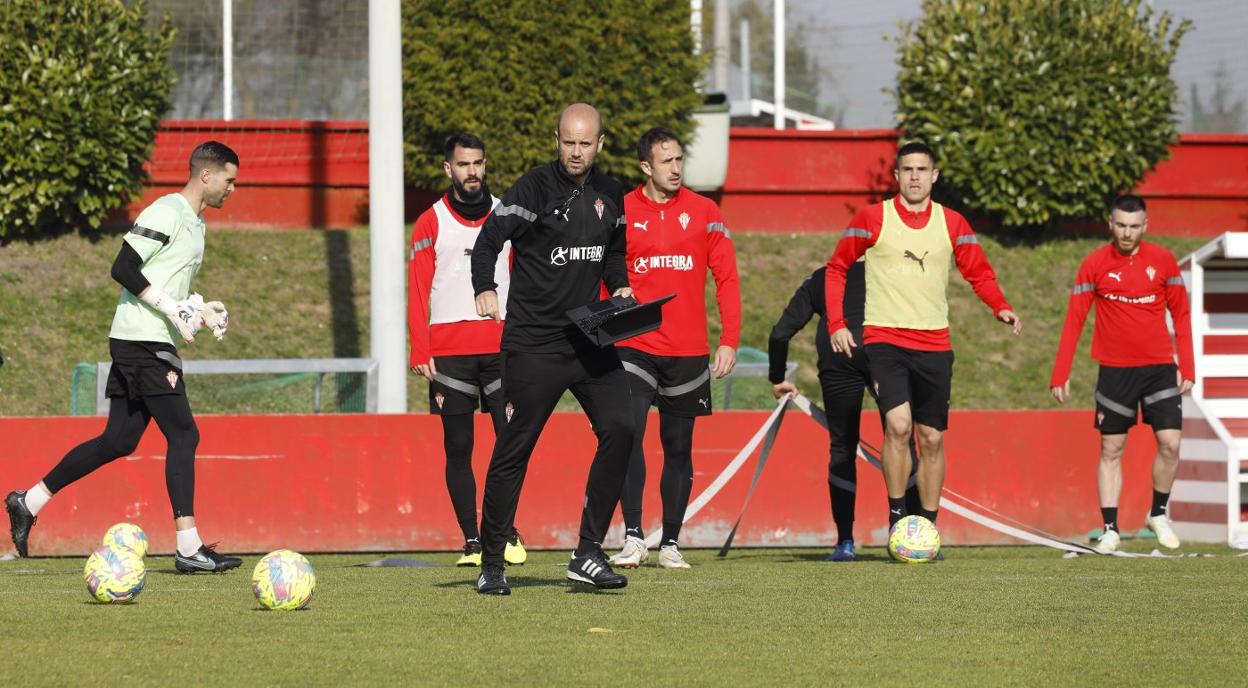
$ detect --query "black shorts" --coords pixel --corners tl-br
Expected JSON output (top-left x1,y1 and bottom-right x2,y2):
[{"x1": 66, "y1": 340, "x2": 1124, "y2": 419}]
[
  {"x1": 1094, "y1": 364, "x2": 1182, "y2": 434},
  {"x1": 104, "y1": 338, "x2": 187, "y2": 399},
  {"x1": 863, "y1": 342, "x2": 953, "y2": 431},
  {"x1": 429, "y1": 353, "x2": 503, "y2": 415},
  {"x1": 618, "y1": 347, "x2": 712, "y2": 417}
]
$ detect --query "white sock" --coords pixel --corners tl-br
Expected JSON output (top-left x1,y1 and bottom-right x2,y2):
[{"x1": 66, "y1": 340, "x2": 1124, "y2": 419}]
[
  {"x1": 23, "y1": 484, "x2": 51, "y2": 516},
  {"x1": 176, "y1": 527, "x2": 203, "y2": 557}
]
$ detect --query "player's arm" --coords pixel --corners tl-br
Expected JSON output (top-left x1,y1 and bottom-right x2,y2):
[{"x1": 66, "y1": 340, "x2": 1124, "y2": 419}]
[
  {"x1": 707, "y1": 213, "x2": 740, "y2": 378},
  {"x1": 769, "y1": 272, "x2": 818, "y2": 397},
  {"x1": 604, "y1": 210, "x2": 631, "y2": 297},
  {"x1": 947, "y1": 213, "x2": 1021, "y2": 334},
  {"x1": 1049, "y1": 256, "x2": 1096, "y2": 402},
  {"x1": 472, "y1": 179, "x2": 535, "y2": 318},
  {"x1": 122, "y1": 210, "x2": 202, "y2": 343},
  {"x1": 1163, "y1": 258, "x2": 1195, "y2": 391},
  {"x1": 825, "y1": 213, "x2": 876, "y2": 355},
  {"x1": 110, "y1": 242, "x2": 150, "y2": 296},
  {"x1": 407, "y1": 212, "x2": 438, "y2": 378}
]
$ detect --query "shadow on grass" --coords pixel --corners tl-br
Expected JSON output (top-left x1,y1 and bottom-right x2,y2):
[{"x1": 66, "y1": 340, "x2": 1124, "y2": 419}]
[{"x1": 432, "y1": 576, "x2": 625, "y2": 594}]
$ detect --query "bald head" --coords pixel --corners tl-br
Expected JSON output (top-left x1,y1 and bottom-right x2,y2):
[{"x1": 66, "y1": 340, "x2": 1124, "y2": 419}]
[
  {"x1": 555, "y1": 102, "x2": 604, "y2": 183},
  {"x1": 558, "y1": 103, "x2": 602, "y2": 138}
]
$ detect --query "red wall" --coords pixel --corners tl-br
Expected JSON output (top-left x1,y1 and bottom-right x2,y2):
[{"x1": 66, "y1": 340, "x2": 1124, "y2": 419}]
[
  {"x1": 0, "y1": 410, "x2": 1157, "y2": 556},
  {"x1": 123, "y1": 122, "x2": 1248, "y2": 235},
  {"x1": 721, "y1": 128, "x2": 1248, "y2": 236}
]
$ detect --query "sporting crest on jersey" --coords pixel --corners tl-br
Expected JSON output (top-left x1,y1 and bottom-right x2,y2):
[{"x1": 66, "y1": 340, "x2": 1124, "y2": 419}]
[
  {"x1": 594, "y1": 198, "x2": 605, "y2": 220},
  {"x1": 505, "y1": 402, "x2": 514, "y2": 422},
  {"x1": 166, "y1": 371, "x2": 179, "y2": 388},
  {"x1": 1146, "y1": 266, "x2": 1156, "y2": 281},
  {"x1": 434, "y1": 392, "x2": 445, "y2": 409},
  {"x1": 678, "y1": 212, "x2": 690, "y2": 231}
]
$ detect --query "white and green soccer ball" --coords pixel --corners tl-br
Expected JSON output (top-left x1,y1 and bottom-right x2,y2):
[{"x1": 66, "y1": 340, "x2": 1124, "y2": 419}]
[
  {"x1": 102, "y1": 522, "x2": 148, "y2": 558},
  {"x1": 84, "y1": 545, "x2": 146, "y2": 603},
  {"x1": 888, "y1": 515, "x2": 941, "y2": 563},
  {"x1": 251, "y1": 549, "x2": 316, "y2": 611}
]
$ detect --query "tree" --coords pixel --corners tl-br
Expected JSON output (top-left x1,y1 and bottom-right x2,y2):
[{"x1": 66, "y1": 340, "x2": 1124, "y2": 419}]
[
  {"x1": 0, "y1": 0, "x2": 175, "y2": 238},
  {"x1": 1189, "y1": 62, "x2": 1245, "y2": 134},
  {"x1": 402, "y1": 0, "x2": 706, "y2": 189},
  {"x1": 895, "y1": 0, "x2": 1190, "y2": 229}
]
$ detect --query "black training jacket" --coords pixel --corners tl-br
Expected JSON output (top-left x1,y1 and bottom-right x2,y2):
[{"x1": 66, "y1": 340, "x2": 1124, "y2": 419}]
[
  {"x1": 471, "y1": 161, "x2": 628, "y2": 354},
  {"x1": 767, "y1": 262, "x2": 866, "y2": 383}
]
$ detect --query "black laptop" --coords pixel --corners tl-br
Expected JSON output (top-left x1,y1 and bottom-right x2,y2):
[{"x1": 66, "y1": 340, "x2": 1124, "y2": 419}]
[{"x1": 566, "y1": 294, "x2": 677, "y2": 346}]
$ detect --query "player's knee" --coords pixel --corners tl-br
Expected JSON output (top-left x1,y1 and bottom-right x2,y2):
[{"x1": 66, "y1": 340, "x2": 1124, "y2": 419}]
[
  {"x1": 916, "y1": 426, "x2": 943, "y2": 455},
  {"x1": 1156, "y1": 435, "x2": 1181, "y2": 462},
  {"x1": 596, "y1": 413, "x2": 635, "y2": 443},
  {"x1": 884, "y1": 414, "x2": 912, "y2": 440},
  {"x1": 167, "y1": 422, "x2": 200, "y2": 453},
  {"x1": 99, "y1": 433, "x2": 141, "y2": 459}
]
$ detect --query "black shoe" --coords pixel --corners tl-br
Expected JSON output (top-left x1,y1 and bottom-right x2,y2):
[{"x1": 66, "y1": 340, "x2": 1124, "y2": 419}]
[
  {"x1": 476, "y1": 562, "x2": 510, "y2": 595},
  {"x1": 5, "y1": 490, "x2": 36, "y2": 558},
  {"x1": 175, "y1": 544, "x2": 242, "y2": 573},
  {"x1": 567, "y1": 549, "x2": 628, "y2": 590}
]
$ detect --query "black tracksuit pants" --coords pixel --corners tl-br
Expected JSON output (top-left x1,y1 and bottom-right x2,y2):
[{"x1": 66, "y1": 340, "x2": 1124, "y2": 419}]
[{"x1": 479, "y1": 347, "x2": 634, "y2": 565}]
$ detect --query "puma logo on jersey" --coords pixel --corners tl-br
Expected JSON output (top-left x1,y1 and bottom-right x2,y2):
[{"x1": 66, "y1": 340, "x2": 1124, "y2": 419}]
[
  {"x1": 698, "y1": 398, "x2": 709, "y2": 409},
  {"x1": 632, "y1": 220, "x2": 649, "y2": 232},
  {"x1": 1107, "y1": 272, "x2": 1122, "y2": 282},
  {"x1": 903, "y1": 250, "x2": 929, "y2": 272}
]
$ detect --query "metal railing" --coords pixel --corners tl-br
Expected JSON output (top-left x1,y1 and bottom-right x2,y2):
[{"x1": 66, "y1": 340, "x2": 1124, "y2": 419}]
[{"x1": 95, "y1": 358, "x2": 379, "y2": 415}]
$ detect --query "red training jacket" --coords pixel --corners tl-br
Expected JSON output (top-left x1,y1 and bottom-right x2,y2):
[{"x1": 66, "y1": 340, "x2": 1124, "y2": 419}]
[
  {"x1": 1050, "y1": 241, "x2": 1194, "y2": 385},
  {"x1": 824, "y1": 196, "x2": 1011, "y2": 351},
  {"x1": 407, "y1": 194, "x2": 506, "y2": 366},
  {"x1": 619, "y1": 185, "x2": 741, "y2": 356}
]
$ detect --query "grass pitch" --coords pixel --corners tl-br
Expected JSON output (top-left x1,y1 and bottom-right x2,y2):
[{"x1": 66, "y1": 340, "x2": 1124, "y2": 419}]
[{"x1": 1, "y1": 545, "x2": 1244, "y2": 686}]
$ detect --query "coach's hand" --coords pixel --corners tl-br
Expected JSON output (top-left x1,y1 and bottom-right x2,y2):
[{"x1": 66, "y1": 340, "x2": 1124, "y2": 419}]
[
  {"x1": 830, "y1": 327, "x2": 856, "y2": 358},
  {"x1": 412, "y1": 359, "x2": 437, "y2": 381},
  {"x1": 612, "y1": 287, "x2": 634, "y2": 299},
  {"x1": 712, "y1": 345, "x2": 737, "y2": 379},
  {"x1": 998, "y1": 309, "x2": 1023, "y2": 335},
  {"x1": 475, "y1": 290, "x2": 501, "y2": 321},
  {"x1": 1050, "y1": 380, "x2": 1070, "y2": 404},
  {"x1": 772, "y1": 380, "x2": 798, "y2": 399},
  {"x1": 1177, "y1": 370, "x2": 1193, "y2": 395}
]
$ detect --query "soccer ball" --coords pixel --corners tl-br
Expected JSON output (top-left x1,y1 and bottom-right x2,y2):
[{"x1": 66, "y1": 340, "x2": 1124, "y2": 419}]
[
  {"x1": 84, "y1": 545, "x2": 146, "y2": 603},
  {"x1": 251, "y1": 550, "x2": 316, "y2": 611},
  {"x1": 888, "y1": 515, "x2": 941, "y2": 563},
  {"x1": 102, "y1": 522, "x2": 148, "y2": 558}
]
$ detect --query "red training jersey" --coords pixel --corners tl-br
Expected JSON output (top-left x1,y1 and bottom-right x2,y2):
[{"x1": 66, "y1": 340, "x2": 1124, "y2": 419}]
[
  {"x1": 1050, "y1": 241, "x2": 1194, "y2": 386},
  {"x1": 407, "y1": 194, "x2": 508, "y2": 366},
  {"x1": 618, "y1": 185, "x2": 741, "y2": 356},
  {"x1": 824, "y1": 196, "x2": 1011, "y2": 351}
]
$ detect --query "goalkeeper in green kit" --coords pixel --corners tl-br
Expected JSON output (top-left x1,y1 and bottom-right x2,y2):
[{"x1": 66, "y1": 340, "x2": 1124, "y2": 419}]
[{"x1": 5, "y1": 142, "x2": 242, "y2": 573}]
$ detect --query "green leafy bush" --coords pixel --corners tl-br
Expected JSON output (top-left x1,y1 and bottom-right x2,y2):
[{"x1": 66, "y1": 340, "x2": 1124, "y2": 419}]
[
  {"x1": 894, "y1": 0, "x2": 1189, "y2": 228},
  {"x1": 0, "y1": 0, "x2": 175, "y2": 239},
  {"x1": 402, "y1": 0, "x2": 705, "y2": 189}
]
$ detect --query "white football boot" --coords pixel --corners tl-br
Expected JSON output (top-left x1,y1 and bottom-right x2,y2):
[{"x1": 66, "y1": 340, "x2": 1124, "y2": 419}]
[
  {"x1": 658, "y1": 544, "x2": 692, "y2": 569},
  {"x1": 1095, "y1": 529, "x2": 1121, "y2": 554},
  {"x1": 1147, "y1": 514, "x2": 1181, "y2": 549},
  {"x1": 608, "y1": 535, "x2": 648, "y2": 568}
]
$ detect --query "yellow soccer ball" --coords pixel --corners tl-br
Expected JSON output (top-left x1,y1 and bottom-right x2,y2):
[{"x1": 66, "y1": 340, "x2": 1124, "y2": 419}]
[
  {"x1": 84, "y1": 545, "x2": 146, "y2": 603},
  {"x1": 251, "y1": 549, "x2": 316, "y2": 611},
  {"x1": 102, "y1": 522, "x2": 149, "y2": 558},
  {"x1": 888, "y1": 515, "x2": 941, "y2": 563}
]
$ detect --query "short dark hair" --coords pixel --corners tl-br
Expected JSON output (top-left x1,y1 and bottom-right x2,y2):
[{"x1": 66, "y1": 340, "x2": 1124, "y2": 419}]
[
  {"x1": 1110, "y1": 194, "x2": 1147, "y2": 214},
  {"x1": 896, "y1": 141, "x2": 937, "y2": 167},
  {"x1": 636, "y1": 126, "x2": 683, "y2": 163},
  {"x1": 188, "y1": 141, "x2": 239, "y2": 175},
  {"x1": 444, "y1": 133, "x2": 485, "y2": 161}
]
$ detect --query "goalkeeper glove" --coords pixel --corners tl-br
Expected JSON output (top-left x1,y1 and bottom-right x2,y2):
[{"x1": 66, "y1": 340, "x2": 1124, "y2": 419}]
[
  {"x1": 140, "y1": 286, "x2": 202, "y2": 343},
  {"x1": 189, "y1": 293, "x2": 229, "y2": 341}
]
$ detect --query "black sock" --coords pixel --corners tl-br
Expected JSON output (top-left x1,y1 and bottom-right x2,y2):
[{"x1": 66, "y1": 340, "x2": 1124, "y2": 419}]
[
  {"x1": 625, "y1": 526, "x2": 644, "y2": 541},
  {"x1": 1101, "y1": 507, "x2": 1119, "y2": 533},
  {"x1": 919, "y1": 508, "x2": 938, "y2": 524},
  {"x1": 574, "y1": 537, "x2": 600, "y2": 557},
  {"x1": 660, "y1": 529, "x2": 679, "y2": 548},
  {"x1": 888, "y1": 497, "x2": 907, "y2": 527},
  {"x1": 1150, "y1": 490, "x2": 1170, "y2": 518}
]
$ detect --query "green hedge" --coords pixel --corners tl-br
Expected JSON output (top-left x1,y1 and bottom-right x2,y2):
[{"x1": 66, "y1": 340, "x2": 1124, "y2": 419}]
[
  {"x1": 402, "y1": 0, "x2": 706, "y2": 189},
  {"x1": 895, "y1": 0, "x2": 1189, "y2": 229},
  {"x1": 0, "y1": 0, "x2": 174, "y2": 240}
]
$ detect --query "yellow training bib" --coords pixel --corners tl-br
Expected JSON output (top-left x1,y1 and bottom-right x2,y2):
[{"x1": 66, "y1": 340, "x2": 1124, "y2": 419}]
[{"x1": 864, "y1": 200, "x2": 952, "y2": 330}]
